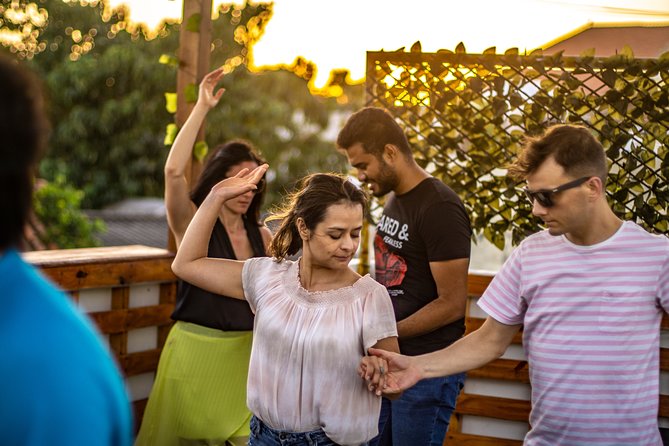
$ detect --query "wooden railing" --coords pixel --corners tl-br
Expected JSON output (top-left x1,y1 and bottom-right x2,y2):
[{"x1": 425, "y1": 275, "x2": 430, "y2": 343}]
[
  {"x1": 23, "y1": 245, "x2": 177, "y2": 426},
  {"x1": 23, "y1": 249, "x2": 669, "y2": 442}
]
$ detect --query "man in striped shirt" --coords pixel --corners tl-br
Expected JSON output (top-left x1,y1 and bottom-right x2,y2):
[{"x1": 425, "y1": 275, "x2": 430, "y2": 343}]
[{"x1": 370, "y1": 124, "x2": 669, "y2": 445}]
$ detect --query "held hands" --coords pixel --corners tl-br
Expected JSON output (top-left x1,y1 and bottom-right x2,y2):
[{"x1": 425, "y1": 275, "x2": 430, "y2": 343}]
[
  {"x1": 197, "y1": 67, "x2": 226, "y2": 109},
  {"x1": 358, "y1": 354, "x2": 405, "y2": 399},
  {"x1": 207, "y1": 164, "x2": 268, "y2": 203},
  {"x1": 358, "y1": 355, "x2": 391, "y2": 396},
  {"x1": 362, "y1": 348, "x2": 423, "y2": 395}
]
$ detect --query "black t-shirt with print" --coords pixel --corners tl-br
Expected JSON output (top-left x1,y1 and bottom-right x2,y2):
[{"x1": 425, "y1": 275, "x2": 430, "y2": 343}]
[{"x1": 374, "y1": 177, "x2": 471, "y2": 356}]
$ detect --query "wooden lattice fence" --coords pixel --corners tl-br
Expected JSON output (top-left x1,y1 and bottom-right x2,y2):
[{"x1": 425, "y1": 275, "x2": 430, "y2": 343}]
[{"x1": 365, "y1": 47, "x2": 669, "y2": 248}]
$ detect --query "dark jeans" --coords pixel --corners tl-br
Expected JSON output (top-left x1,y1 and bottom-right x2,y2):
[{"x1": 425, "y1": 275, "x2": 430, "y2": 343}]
[
  {"x1": 248, "y1": 415, "x2": 361, "y2": 446},
  {"x1": 371, "y1": 373, "x2": 465, "y2": 446}
]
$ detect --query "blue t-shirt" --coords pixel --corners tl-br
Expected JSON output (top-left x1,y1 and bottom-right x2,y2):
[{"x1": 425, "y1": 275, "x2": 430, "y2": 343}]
[{"x1": 0, "y1": 249, "x2": 133, "y2": 446}]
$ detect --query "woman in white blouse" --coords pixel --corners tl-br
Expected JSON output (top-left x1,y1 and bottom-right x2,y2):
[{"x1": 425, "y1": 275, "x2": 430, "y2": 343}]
[{"x1": 172, "y1": 165, "x2": 400, "y2": 446}]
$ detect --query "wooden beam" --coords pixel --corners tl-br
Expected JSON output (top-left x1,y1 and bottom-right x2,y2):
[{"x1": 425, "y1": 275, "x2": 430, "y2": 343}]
[
  {"x1": 467, "y1": 358, "x2": 530, "y2": 383},
  {"x1": 467, "y1": 272, "x2": 494, "y2": 296},
  {"x1": 455, "y1": 393, "x2": 531, "y2": 422},
  {"x1": 445, "y1": 432, "x2": 523, "y2": 446},
  {"x1": 33, "y1": 257, "x2": 174, "y2": 291},
  {"x1": 89, "y1": 304, "x2": 175, "y2": 334},
  {"x1": 170, "y1": 0, "x2": 213, "y2": 251}
]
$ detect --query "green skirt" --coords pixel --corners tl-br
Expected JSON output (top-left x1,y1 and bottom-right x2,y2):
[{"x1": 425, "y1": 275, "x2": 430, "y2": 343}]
[{"x1": 135, "y1": 321, "x2": 253, "y2": 446}]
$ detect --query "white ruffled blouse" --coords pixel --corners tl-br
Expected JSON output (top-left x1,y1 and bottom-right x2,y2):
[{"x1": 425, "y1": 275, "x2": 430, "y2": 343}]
[{"x1": 241, "y1": 257, "x2": 397, "y2": 445}]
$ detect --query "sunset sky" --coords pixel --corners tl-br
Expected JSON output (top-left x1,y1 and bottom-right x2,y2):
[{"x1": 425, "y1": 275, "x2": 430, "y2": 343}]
[{"x1": 107, "y1": 0, "x2": 669, "y2": 88}]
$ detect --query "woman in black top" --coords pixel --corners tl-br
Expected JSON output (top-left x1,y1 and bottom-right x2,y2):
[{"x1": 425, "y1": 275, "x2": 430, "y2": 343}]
[{"x1": 135, "y1": 68, "x2": 272, "y2": 446}]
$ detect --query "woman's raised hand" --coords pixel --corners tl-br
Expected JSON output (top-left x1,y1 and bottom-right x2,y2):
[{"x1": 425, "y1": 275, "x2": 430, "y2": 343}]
[
  {"x1": 197, "y1": 67, "x2": 226, "y2": 109},
  {"x1": 209, "y1": 164, "x2": 269, "y2": 202}
]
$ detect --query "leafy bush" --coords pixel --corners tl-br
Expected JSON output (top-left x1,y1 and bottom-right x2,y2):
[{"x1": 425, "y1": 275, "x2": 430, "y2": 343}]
[{"x1": 33, "y1": 176, "x2": 105, "y2": 248}]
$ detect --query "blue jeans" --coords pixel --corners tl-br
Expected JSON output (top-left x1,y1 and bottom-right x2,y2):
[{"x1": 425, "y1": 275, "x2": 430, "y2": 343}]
[
  {"x1": 248, "y1": 415, "x2": 357, "y2": 446},
  {"x1": 371, "y1": 373, "x2": 465, "y2": 446}
]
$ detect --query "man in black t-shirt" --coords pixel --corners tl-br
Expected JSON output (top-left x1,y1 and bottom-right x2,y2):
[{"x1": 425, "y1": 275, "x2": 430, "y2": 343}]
[{"x1": 337, "y1": 107, "x2": 472, "y2": 446}]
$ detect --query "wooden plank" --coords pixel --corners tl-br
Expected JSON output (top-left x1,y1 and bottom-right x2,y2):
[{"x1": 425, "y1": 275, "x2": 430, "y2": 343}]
[
  {"x1": 109, "y1": 287, "x2": 129, "y2": 360},
  {"x1": 172, "y1": 0, "x2": 213, "y2": 251},
  {"x1": 132, "y1": 398, "x2": 148, "y2": 434},
  {"x1": 444, "y1": 432, "x2": 523, "y2": 446},
  {"x1": 69, "y1": 289, "x2": 79, "y2": 304},
  {"x1": 23, "y1": 245, "x2": 173, "y2": 267},
  {"x1": 661, "y1": 394, "x2": 669, "y2": 418},
  {"x1": 89, "y1": 304, "x2": 175, "y2": 334},
  {"x1": 467, "y1": 273, "x2": 494, "y2": 296},
  {"x1": 447, "y1": 412, "x2": 462, "y2": 435},
  {"x1": 662, "y1": 312, "x2": 668, "y2": 330},
  {"x1": 661, "y1": 348, "x2": 668, "y2": 372},
  {"x1": 121, "y1": 349, "x2": 162, "y2": 376},
  {"x1": 467, "y1": 358, "x2": 530, "y2": 383},
  {"x1": 35, "y1": 259, "x2": 175, "y2": 291},
  {"x1": 126, "y1": 304, "x2": 175, "y2": 330},
  {"x1": 89, "y1": 309, "x2": 127, "y2": 334},
  {"x1": 456, "y1": 393, "x2": 531, "y2": 422},
  {"x1": 158, "y1": 282, "x2": 177, "y2": 348}
]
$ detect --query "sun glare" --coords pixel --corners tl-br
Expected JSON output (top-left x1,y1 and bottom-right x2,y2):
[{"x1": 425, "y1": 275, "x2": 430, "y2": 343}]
[{"x1": 103, "y1": 0, "x2": 669, "y2": 90}]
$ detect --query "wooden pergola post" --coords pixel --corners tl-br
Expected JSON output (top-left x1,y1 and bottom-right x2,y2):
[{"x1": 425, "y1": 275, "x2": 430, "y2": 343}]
[{"x1": 168, "y1": 0, "x2": 213, "y2": 251}]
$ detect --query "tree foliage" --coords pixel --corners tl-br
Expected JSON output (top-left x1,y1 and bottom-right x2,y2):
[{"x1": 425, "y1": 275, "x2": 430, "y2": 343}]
[
  {"x1": 5, "y1": 0, "x2": 362, "y2": 212},
  {"x1": 33, "y1": 175, "x2": 106, "y2": 248}
]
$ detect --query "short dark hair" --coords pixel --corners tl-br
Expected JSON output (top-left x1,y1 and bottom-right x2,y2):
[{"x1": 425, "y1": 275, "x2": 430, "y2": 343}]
[
  {"x1": 190, "y1": 140, "x2": 266, "y2": 225},
  {"x1": 0, "y1": 55, "x2": 50, "y2": 250},
  {"x1": 336, "y1": 107, "x2": 412, "y2": 158},
  {"x1": 508, "y1": 124, "x2": 608, "y2": 182},
  {"x1": 266, "y1": 173, "x2": 368, "y2": 261}
]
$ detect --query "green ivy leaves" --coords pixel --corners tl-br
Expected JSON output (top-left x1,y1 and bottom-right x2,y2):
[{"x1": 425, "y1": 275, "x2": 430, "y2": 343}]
[{"x1": 367, "y1": 47, "x2": 669, "y2": 248}]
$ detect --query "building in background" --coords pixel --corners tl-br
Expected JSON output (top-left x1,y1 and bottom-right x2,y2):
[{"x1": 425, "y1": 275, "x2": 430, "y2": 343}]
[{"x1": 541, "y1": 22, "x2": 669, "y2": 57}]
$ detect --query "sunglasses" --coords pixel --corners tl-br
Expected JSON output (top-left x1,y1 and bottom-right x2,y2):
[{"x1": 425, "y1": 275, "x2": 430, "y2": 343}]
[{"x1": 523, "y1": 176, "x2": 591, "y2": 208}]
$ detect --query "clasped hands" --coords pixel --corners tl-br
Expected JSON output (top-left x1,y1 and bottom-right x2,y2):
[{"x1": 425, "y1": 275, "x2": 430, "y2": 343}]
[{"x1": 358, "y1": 352, "x2": 401, "y2": 398}]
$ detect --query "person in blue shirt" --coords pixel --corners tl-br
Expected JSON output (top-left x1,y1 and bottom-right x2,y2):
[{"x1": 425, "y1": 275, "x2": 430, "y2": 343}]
[{"x1": 0, "y1": 54, "x2": 133, "y2": 446}]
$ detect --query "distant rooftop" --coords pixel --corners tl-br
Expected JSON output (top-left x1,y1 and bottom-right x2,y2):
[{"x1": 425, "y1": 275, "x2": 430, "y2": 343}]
[
  {"x1": 87, "y1": 198, "x2": 168, "y2": 249},
  {"x1": 541, "y1": 22, "x2": 669, "y2": 58}
]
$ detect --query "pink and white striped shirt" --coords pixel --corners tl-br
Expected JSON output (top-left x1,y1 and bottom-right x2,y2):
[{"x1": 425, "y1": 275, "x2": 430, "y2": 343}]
[{"x1": 478, "y1": 221, "x2": 669, "y2": 445}]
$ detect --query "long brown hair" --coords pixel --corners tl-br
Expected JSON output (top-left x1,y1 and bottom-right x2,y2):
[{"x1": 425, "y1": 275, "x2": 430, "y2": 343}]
[{"x1": 266, "y1": 173, "x2": 368, "y2": 261}]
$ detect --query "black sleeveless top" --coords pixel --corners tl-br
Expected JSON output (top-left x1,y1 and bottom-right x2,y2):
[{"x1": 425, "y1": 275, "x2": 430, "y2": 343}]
[{"x1": 171, "y1": 217, "x2": 266, "y2": 331}]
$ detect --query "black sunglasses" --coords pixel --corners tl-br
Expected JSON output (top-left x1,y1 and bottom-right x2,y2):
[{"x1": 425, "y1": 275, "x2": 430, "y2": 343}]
[{"x1": 523, "y1": 176, "x2": 591, "y2": 208}]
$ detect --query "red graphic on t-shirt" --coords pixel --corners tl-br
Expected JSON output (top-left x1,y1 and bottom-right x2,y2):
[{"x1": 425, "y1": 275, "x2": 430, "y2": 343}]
[{"x1": 374, "y1": 234, "x2": 407, "y2": 287}]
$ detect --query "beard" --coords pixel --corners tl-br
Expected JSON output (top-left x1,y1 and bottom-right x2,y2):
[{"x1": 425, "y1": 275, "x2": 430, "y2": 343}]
[{"x1": 370, "y1": 160, "x2": 401, "y2": 197}]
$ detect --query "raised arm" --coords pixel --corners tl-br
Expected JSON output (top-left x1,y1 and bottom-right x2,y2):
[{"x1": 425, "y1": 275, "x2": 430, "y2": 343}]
[
  {"x1": 172, "y1": 164, "x2": 269, "y2": 299},
  {"x1": 370, "y1": 316, "x2": 520, "y2": 393},
  {"x1": 164, "y1": 68, "x2": 226, "y2": 248}
]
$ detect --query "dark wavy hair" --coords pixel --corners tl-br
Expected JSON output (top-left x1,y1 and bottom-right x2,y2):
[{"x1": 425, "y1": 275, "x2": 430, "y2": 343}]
[
  {"x1": 190, "y1": 140, "x2": 266, "y2": 225},
  {"x1": 266, "y1": 173, "x2": 368, "y2": 261},
  {"x1": 508, "y1": 124, "x2": 608, "y2": 182},
  {"x1": 0, "y1": 56, "x2": 50, "y2": 250}
]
